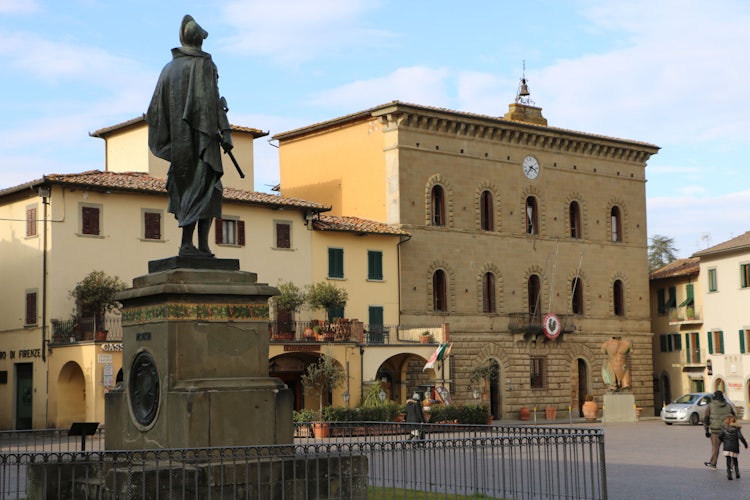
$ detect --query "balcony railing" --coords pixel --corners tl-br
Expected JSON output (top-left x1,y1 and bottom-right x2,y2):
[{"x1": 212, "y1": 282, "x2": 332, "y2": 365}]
[
  {"x1": 269, "y1": 321, "x2": 447, "y2": 345},
  {"x1": 668, "y1": 306, "x2": 703, "y2": 325},
  {"x1": 50, "y1": 316, "x2": 123, "y2": 344},
  {"x1": 508, "y1": 312, "x2": 576, "y2": 336}
]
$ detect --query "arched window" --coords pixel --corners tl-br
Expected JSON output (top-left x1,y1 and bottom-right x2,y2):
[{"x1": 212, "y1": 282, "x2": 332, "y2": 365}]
[
  {"x1": 433, "y1": 270, "x2": 447, "y2": 312},
  {"x1": 528, "y1": 274, "x2": 541, "y2": 318},
  {"x1": 526, "y1": 196, "x2": 538, "y2": 234},
  {"x1": 571, "y1": 277, "x2": 584, "y2": 315},
  {"x1": 482, "y1": 272, "x2": 496, "y2": 313},
  {"x1": 610, "y1": 206, "x2": 622, "y2": 242},
  {"x1": 569, "y1": 201, "x2": 581, "y2": 239},
  {"x1": 480, "y1": 190, "x2": 494, "y2": 231},
  {"x1": 613, "y1": 279, "x2": 625, "y2": 316},
  {"x1": 431, "y1": 185, "x2": 445, "y2": 226}
]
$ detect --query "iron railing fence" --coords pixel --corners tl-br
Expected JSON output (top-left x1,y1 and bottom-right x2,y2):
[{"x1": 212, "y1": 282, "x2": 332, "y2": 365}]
[
  {"x1": 1, "y1": 423, "x2": 606, "y2": 499},
  {"x1": 0, "y1": 427, "x2": 106, "y2": 453},
  {"x1": 49, "y1": 317, "x2": 123, "y2": 343}
]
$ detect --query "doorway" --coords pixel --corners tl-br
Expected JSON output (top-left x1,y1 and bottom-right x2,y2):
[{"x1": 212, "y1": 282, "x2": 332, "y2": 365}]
[
  {"x1": 576, "y1": 359, "x2": 588, "y2": 417},
  {"x1": 488, "y1": 359, "x2": 501, "y2": 419},
  {"x1": 15, "y1": 363, "x2": 33, "y2": 430}
]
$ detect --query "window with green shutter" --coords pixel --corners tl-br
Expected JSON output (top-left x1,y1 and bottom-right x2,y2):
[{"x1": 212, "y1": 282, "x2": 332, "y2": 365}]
[
  {"x1": 709, "y1": 331, "x2": 724, "y2": 354},
  {"x1": 367, "y1": 250, "x2": 383, "y2": 280},
  {"x1": 657, "y1": 288, "x2": 666, "y2": 315},
  {"x1": 368, "y1": 306, "x2": 384, "y2": 333},
  {"x1": 741, "y1": 330, "x2": 746, "y2": 354},
  {"x1": 708, "y1": 268, "x2": 718, "y2": 292},
  {"x1": 666, "y1": 286, "x2": 676, "y2": 308},
  {"x1": 685, "y1": 333, "x2": 691, "y2": 363},
  {"x1": 660, "y1": 335, "x2": 668, "y2": 352},
  {"x1": 742, "y1": 264, "x2": 750, "y2": 288},
  {"x1": 328, "y1": 248, "x2": 344, "y2": 279}
]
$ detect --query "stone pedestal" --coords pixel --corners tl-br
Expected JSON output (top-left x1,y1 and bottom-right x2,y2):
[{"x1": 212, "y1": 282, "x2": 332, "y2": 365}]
[
  {"x1": 105, "y1": 262, "x2": 293, "y2": 449},
  {"x1": 602, "y1": 393, "x2": 637, "y2": 423}
]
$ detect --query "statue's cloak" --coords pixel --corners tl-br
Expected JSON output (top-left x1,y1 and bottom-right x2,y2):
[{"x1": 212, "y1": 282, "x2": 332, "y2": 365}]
[{"x1": 147, "y1": 47, "x2": 229, "y2": 227}]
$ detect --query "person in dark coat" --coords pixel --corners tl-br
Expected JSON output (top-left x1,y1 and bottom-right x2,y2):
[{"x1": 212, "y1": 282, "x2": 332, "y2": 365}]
[
  {"x1": 719, "y1": 415, "x2": 748, "y2": 480},
  {"x1": 405, "y1": 392, "x2": 425, "y2": 440},
  {"x1": 147, "y1": 15, "x2": 233, "y2": 258},
  {"x1": 704, "y1": 390, "x2": 735, "y2": 468}
]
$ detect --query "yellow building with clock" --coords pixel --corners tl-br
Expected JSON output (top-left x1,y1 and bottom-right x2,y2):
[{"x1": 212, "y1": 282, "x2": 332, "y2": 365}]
[{"x1": 274, "y1": 92, "x2": 660, "y2": 419}]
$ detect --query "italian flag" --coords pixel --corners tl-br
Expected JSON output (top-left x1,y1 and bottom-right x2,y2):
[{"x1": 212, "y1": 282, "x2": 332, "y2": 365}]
[{"x1": 423, "y1": 343, "x2": 452, "y2": 371}]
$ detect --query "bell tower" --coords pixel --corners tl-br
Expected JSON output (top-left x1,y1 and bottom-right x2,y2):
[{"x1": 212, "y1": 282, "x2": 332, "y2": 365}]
[{"x1": 504, "y1": 62, "x2": 548, "y2": 126}]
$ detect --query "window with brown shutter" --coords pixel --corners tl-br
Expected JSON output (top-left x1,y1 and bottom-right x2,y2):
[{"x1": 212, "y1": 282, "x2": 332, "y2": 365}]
[
  {"x1": 276, "y1": 222, "x2": 291, "y2": 248},
  {"x1": 25, "y1": 291, "x2": 37, "y2": 325},
  {"x1": 81, "y1": 206, "x2": 100, "y2": 235},
  {"x1": 26, "y1": 207, "x2": 37, "y2": 237},
  {"x1": 144, "y1": 211, "x2": 161, "y2": 239},
  {"x1": 215, "y1": 218, "x2": 245, "y2": 246}
]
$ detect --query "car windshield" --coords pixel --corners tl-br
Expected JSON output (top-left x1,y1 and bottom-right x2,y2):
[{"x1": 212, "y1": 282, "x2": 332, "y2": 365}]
[{"x1": 674, "y1": 394, "x2": 700, "y2": 404}]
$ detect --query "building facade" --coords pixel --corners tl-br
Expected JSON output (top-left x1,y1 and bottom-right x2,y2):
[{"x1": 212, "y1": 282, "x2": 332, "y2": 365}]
[
  {"x1": 649, "y1": 257, "x2": 704, "y2": 413},
  {"x1": 0, "y1": 119, "x2": 439, "y2": 430},
  {"x1": 275, "y1": 97, "x2": 660, "y2": 418},
  {"x1": 693, "y1": 231, "x2": 750, "y2": 417}
]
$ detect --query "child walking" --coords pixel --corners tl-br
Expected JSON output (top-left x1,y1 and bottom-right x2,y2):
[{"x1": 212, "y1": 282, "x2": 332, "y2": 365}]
[{"x1": 719, "y1": 415, "x2": 748, "y2": 480}]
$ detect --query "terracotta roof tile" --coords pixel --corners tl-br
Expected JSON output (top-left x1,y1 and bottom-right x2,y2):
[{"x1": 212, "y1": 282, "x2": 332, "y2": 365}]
[
  {"x1": 274, "y1": 100, "x2": 660, "y2": 152},
  {"x1": 693, "y1": 230, "x2": 750, "y2": 258},
  {"x1": 649, "y1": 257, "x2": 700, "y2": 280},
  {"x1": 1, "y1": 170, "x2": 329, "y2": 211},
  {"x1": 312, "y1": 214, "x2": 410, "y2": 236},
  {"x1": 89, "y1": 116, "x2": 268, "y2": 139}
]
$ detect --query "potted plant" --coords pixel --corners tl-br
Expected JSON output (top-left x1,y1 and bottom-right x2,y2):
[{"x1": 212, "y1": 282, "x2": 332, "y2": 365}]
[
  {"x1": 469, "y1": 359, "x2": 497, "y2": 400},
  {"x1": 582, "y1": 394, "x2": 598, "y2": 420},
  {"x1": 271, "y1": 280, "x2": 306, "y2": 337},
  {"x1": 70, "y1": 270, "x2": 127, "y2": 339},
  {"x1": 305, "y1": 281, "x2": 348, "y2": 323},
  {"x1": 300, "y1": 351, "x2": 346, "y2": 438},
  {"x1": 420, "y1": 331, "x2": 432, "y2": 344},
  {"x1": 686, "y1": 305, "x2": 695, "y2": 320}
]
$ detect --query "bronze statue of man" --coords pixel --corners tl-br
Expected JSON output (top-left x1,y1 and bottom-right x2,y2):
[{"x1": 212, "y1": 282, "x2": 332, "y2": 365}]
[{"x1": 147, "y1": 15, "x2": 232, "y2": 258}]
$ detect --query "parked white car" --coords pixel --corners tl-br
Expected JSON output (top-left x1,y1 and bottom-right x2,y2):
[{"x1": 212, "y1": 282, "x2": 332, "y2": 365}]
[{"x1": 660, "y1": 392, "x2": 735, "y2": 425}]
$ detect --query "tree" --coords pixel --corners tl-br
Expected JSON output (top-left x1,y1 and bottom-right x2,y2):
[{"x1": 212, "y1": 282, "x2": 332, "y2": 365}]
[
  {"x1": 648, "y1": 235, "x2": 678, "y2": 271},
  {"x1": 70, "y1": 270, "x2": 127, "y2": 329},
  {"x1": 300, "y1": 352, "x2": 346, "y2": 420},
  {"x1": 271, "y1": 280, "x2": 306, "y2": 314},
  {"x1": 305, "y1": 281, "x2": 348, "y2": 321}
]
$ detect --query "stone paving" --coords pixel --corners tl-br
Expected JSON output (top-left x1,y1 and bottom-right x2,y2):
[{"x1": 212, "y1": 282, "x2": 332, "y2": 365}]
[{"x1": 597, "y1": 417, "x2": 749, "y2": 499}]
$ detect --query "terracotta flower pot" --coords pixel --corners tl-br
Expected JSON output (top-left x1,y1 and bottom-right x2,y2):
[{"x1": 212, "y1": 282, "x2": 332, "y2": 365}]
[
  {"x1": 545, "y1": 407, "x2": 557, "y2": 420},
  {"x1": 519, "y1": 406, "x2": 531, "y2": 421},
  {"x1": 582, "y1": 401, "x2": 598, "y2": 420},
  {"x1": 312, "y1": 422, "x2": 329, "y2": 438}
]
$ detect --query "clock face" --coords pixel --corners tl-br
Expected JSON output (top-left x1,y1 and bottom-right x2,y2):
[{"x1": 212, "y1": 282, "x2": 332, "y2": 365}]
[{"x1": 522, "y1": 156, "x2": 540, "y2": 179}]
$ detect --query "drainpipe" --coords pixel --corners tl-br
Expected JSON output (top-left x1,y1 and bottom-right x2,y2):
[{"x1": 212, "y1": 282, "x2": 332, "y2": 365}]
[
  {"x1": 39, "y1": 187, "x2": 50, "y2": 363},
  {"x1": 396, "y1": 234, "x2": 412, "y2": 331}
]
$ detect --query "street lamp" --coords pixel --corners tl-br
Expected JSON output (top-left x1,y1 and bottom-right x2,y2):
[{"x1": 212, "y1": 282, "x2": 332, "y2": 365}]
[
  {"x1": 473, "y1": 389, "x2": 480, "y2": 400},
  {"x1": 342, "y1": 390, "x2": 350, "y2": 408},
  {"x1": 378, "y1": 390, "x2": 386, "y2": 404}
]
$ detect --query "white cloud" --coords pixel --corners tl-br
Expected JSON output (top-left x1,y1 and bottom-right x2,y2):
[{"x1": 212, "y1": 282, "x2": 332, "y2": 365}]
[
  {"x1": 0, "y1": 0, "x2": 40, "y2": 14},
  {"x1": 311, "y1": 66, "x2": 451, "y2": 111},
  {"x1": 532, "y1": 1, "x2": 750, "y2": 145},
  {"x1": 218, "y1": 0, "x2": 395, "y2": 64},
  {"x1": 648, "y1": 189, "x2": 750, "y2": 257},
  {"x1": 0, "y1": 30, "x2": 152, "y2": 88}
]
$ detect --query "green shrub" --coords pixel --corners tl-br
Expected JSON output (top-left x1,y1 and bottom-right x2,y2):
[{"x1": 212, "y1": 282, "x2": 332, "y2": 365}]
[{"x1": 428, "y1": 404, "x2": 489, "y2": 424}]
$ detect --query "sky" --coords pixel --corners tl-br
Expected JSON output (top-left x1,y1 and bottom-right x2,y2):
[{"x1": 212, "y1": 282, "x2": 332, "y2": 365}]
[{"x1": 1, "y1": 0, "x2": 748, "y2": 258}]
